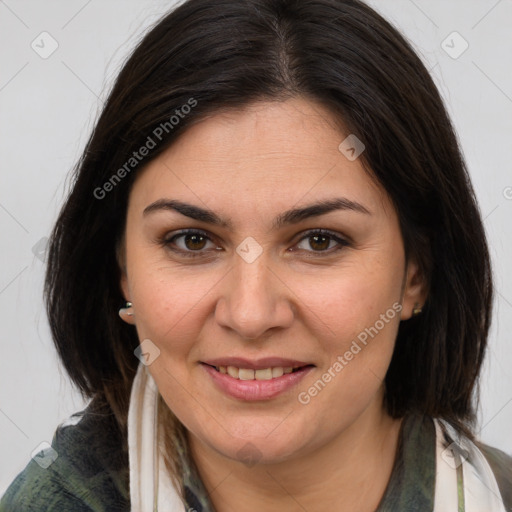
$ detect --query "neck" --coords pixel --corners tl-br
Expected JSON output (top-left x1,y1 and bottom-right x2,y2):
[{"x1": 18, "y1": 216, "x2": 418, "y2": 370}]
[{"x1": 187, "y1": 401, "x2": 404, "y2": 512}]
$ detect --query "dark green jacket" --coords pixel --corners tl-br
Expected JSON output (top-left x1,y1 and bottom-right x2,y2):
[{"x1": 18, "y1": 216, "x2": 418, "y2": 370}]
[{"x1": 1, "y1": 402, "x2": 511, "y2": 511}]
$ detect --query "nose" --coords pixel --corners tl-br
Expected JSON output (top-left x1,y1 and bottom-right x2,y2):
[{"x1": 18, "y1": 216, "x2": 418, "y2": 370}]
[{"x1": 214, "y1": 252, "x2": 295, "y2": 340}]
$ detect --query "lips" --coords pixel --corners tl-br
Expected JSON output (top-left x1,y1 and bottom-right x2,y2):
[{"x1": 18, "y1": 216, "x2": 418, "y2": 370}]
[
  {"x1": 204, "y1": 364, "x2": 313, "y2": 381},
  {"x1": 200, "y1": 357, "x2": 315, "y2": 400},
  {"x1": 201, "y1": 357, "x2": 314, "y2": 381},
  {"x1": 201, "y1": 357, "x2": 312, "y2": 370}
]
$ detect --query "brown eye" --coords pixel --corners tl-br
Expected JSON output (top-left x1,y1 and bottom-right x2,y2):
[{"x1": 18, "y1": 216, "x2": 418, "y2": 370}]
[
  {"x1": 295, "y1": 229, "x2": 349, "y2": 254},
  {"x1": 307, "y1": 234, "x2": 332, "y2": 251},
  {"x1": 163, "y1": 229, "x2": 219, "y2": 257},
  {"x1": 182, "y1": 233, "x2": 208, "y2": 250}
]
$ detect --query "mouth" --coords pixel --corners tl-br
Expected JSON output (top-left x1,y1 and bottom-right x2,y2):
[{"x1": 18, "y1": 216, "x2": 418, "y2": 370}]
[
  {"x1": 203, "y1": 363, "x2": 314, "y2": 381},
  {"x1": 200, "y1": 362, "x2": 315, "y2": 401}
]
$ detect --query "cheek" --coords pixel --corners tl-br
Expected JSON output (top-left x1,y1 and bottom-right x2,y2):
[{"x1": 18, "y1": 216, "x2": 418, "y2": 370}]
[
  {"x1": 291, "y1": 252, "x2": 403, "y2": 410},
  {"x1": 297, "y1": 309, "x2": 400, "y2": 427},
  {"x1": 295, "y1": 258, "x2": 403, "y2": 349},
  {"x1": 124, "y1": 244, "x2": 226, "y2": 372},
  {"x1": 127, "y1": 257, "x2": 219, "y2": 350}
]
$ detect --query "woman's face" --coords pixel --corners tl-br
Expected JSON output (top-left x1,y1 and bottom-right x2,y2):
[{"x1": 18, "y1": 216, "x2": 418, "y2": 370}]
[{"x1": 120, "y1": 97, "x2": 424, "y2": 465}]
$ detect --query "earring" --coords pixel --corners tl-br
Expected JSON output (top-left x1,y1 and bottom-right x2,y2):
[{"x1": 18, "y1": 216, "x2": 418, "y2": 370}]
[
  {"x1": 412, "y1": 302, "x2": 422, "y2": 316},
  {"x1": 119, "y1": 301, "x2": 134, "y2": 319}
]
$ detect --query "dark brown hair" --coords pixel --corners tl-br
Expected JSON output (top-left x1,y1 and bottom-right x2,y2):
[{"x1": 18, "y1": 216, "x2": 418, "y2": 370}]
[{"x1": 45, "y1": 0, "x2": 493, "y2": 475}]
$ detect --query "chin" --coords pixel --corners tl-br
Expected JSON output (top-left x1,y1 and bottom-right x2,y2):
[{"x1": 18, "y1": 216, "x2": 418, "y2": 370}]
[
  {"x1": 199, "y1": 425, "x2": 308, "y2": 467},
  {"x1": 230, "y1": 440, "x2": 300, "y2": 466}
]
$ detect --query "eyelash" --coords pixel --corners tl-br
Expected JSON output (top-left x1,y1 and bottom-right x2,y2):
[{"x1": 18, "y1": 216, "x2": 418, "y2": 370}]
[{"x1": 160, "y1": 228, "x2": 350, "y2": 259}]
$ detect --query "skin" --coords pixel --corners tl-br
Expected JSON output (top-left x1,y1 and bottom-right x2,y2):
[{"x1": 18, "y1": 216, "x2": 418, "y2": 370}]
[{"x1": 119, "y1": 97, "x2": 427, "y2": 511}]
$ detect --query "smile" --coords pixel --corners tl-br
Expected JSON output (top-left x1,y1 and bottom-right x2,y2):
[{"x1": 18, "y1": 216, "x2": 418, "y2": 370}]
[
  {"x1": 201, "y1": 363, "x2": 315, "y2": 401},
  {"x1": 210, "y1": 365, "x2": 307, "y2": 380}
]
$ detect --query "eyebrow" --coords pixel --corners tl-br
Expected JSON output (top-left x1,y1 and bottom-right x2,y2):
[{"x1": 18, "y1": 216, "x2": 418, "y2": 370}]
[{"x1": 143, "y1": 197, "x2": 371, "y2": 230}]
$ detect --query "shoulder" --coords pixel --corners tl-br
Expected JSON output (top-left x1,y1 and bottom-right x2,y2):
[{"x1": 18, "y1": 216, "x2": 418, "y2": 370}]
[
  {"x1": 477, "y1": 441, "x2": 512, "y2": 511},
  {"x1": 0, "y1": 399, "x2": 130, "y2": 512}
]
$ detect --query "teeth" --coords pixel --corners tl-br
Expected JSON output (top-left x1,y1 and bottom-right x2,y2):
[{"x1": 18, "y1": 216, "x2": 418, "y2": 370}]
[
  {"x1": 216, "y1": 365, "x2": 302, "y2": 380},
  {"x1": 255, "y1": 368, "x2": 272, "y2": 380},
  {"x1": 272, "y1": 367, "x2": 284, "y2": 378},
  {"x1": 239, "y1": 368, "x2": 255, "y2": 380},
  {"x1": 227, "y1": 366, "x2": 239, "y2": 378}
]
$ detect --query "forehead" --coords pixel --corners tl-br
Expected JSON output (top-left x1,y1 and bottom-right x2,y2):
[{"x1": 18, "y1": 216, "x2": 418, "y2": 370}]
[{"x1": 129, "y1": 97, "x2": 390, "y2": 220}]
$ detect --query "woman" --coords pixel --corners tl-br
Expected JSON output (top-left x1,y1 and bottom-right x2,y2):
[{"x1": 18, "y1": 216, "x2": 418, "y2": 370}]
[{"x1": 1, "y1": 0, "x2": 510, "y2": 510}]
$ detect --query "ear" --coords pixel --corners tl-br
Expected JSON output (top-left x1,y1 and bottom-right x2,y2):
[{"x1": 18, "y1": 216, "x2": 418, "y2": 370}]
[
  {"x1": 400, "y1": 258, "x2": 428, "y2": 321},
  {"x1": 117, "y1": 236, "x2": 136, "y2": 326}
]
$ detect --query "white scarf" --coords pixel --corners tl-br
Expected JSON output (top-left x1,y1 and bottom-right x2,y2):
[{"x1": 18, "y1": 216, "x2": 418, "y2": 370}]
[
  {"x1": 128, "y1": 362, "x2": 186, "y2": 512},
  {"x1": 432, "y1": 418, "x2": 506, "y2": 511},
  {"x1": 127, "y1": 362, "x2": 507, "y2": 511}
]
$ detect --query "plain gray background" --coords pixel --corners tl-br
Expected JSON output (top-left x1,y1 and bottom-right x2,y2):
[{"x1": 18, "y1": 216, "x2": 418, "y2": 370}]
[{"x1": 1, "y1": 0, "x2": 511, "y2": 496}]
